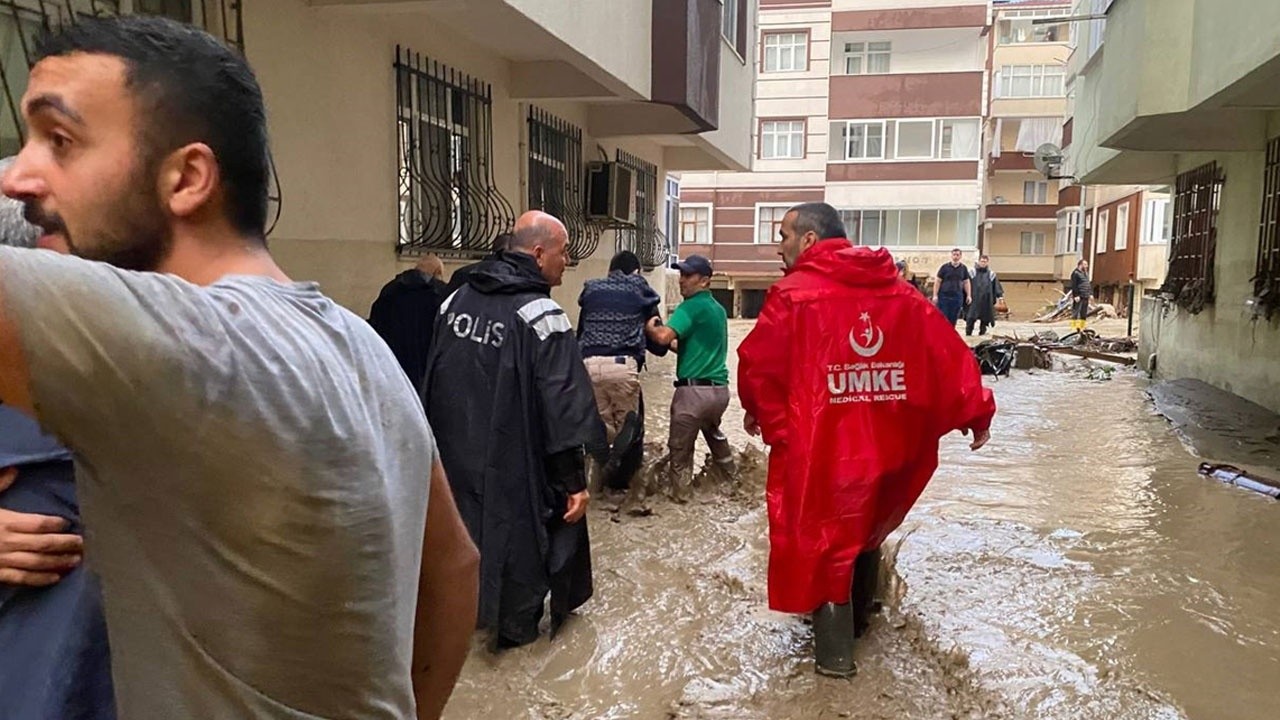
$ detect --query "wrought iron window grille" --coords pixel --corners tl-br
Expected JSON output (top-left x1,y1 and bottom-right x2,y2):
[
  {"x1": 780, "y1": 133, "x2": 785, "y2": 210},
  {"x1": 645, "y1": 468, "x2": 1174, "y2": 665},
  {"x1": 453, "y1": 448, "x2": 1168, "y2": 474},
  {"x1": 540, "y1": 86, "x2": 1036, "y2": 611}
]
[
  {"x1": 1161, "y1": 161, "x2": 1223, "y2": 315},
  {"x1": 614, "y1": 149, "x2": 667, "y2": 270},
  {"x1": 1254, "y1": 136, "x2": 1280, "y2": 320},
  {"x1": 526, "y1": 106, "x2": 597, "y2": 263},
  {"x1": 396, "y1": 47, "x2": 514, "y2": 258},
  {"x1": 1, "y1": 1, "x2": 281, "y2": 236}
]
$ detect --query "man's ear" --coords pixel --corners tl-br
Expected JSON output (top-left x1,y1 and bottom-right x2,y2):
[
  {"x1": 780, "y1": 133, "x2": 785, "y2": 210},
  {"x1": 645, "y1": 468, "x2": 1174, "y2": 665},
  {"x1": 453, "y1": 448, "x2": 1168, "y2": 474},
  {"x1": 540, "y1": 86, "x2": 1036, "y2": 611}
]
[{"x1": 160, "y1": 143, "x2": 219, "y2": 220}]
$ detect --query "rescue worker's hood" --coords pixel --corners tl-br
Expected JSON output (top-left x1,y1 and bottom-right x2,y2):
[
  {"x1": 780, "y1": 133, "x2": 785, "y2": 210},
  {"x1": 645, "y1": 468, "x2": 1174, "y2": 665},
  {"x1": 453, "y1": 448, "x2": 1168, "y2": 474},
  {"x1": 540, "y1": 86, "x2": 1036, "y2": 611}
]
[
  {"x1": 391, "y1": 268, "x2": 434, "y2": 289},
  {"x1": 468, "y1": 250, "x2": 551, "y2": 295},
  {"x1": 789, "y1": 238, "x2": 899, "y2": 288}
]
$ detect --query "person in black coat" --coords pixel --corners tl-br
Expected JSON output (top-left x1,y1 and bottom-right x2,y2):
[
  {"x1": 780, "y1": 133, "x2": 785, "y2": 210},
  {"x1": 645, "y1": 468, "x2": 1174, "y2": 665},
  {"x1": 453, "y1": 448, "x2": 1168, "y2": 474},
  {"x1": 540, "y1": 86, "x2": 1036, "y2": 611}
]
[
  {"x1": 421, "y1": 212, "x2": 600, "y2": 650},
  {"x1": 965, "y1": 255, "x2": 1004, "y2": 336},
  {"x1": 368, "y1": 254, "x2": 449, "y2": 390}
]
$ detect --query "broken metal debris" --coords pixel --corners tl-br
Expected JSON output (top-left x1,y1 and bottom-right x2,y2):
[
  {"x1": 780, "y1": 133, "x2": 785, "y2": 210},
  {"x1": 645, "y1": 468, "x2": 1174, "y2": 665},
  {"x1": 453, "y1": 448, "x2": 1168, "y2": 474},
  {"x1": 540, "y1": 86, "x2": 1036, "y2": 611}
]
[
  {"x1": 1031, "y1": 293, "x2": 1120, "y2": 323},
  {"x1": 973, "y1": 329, "x2": 1137, "y2": 374},
  {"x1": 1198, "y1": 463, "x2": 1280, "y2": 499}
]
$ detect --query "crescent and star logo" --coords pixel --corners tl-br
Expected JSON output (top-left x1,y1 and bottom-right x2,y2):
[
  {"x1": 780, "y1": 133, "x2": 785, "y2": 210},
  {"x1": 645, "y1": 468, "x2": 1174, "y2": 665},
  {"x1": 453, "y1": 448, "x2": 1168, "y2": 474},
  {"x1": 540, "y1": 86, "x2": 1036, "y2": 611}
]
[{"x1": 848, "y1": 311, "x2": 884, "y2": 358}]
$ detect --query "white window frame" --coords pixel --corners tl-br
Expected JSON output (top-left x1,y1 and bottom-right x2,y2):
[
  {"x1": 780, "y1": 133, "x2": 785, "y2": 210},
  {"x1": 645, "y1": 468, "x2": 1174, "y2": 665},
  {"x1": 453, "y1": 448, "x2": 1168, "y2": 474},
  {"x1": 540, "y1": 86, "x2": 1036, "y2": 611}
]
[
  {"x1": 997, "y1": 9, "x2": 1073, "y2": 46},
  {"x1": 1142, "y1": 197, "x2": 1171, "y2": 245},
  {"x1": 841, "y1": 120, "x2": 887, "y2": 161},
  {"x1": 841, "y1": 40, "x2": 891, "y2": 76},
  {"x1": 833, "y1": 117, "x2": 981, "y2": 163},
  {"x1": 755, "y1": 203, "x2": 792, "y2": 244},
  {"x1": 998, "y1": 64, "x2": 1066, "y2": 98},
  {"x1": 1114, "y1": 202, "x2": 1130, "y2": 251},
  {"x1": 894, "y1": 119, "x2": 936, "y2": 160},
  {"x1": 1056, "y1": 209, "x2": 1082, "y2": 254},
  {"x1": 760, "y1": 119, "x2": 806, "y2": 159},
  {"x1": 1020, "y1": 231, "x2": 1048, "y2": 255},
  {"x1": 719, "y1": 0, "x2": 740, "y2": 50},
  {"x1": 679, "y1": 203, "x2": 713, "y2": 245},
  {"x1": 1096, "y1": 209, "x2": 1110, "y2": 254},
  {"x1": 763, "y1": 31, "x2": 808, "y2": 73},
  {"x1": 838, "y1": 208, "x2": 977, "y2": 248},
  {"x1": 1023, "y1": 180, "x2": 1049, "y2": 204},
  {"x1": 664, "y1": 176, "x2": 681, "y2": 247}
]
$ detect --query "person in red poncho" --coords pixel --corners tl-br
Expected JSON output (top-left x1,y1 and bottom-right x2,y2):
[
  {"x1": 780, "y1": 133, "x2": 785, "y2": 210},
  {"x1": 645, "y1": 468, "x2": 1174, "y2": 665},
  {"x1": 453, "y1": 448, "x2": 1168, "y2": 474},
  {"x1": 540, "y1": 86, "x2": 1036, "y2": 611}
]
[{"x1": 738, "y1": 202, "x2": 995, "y2": 678}]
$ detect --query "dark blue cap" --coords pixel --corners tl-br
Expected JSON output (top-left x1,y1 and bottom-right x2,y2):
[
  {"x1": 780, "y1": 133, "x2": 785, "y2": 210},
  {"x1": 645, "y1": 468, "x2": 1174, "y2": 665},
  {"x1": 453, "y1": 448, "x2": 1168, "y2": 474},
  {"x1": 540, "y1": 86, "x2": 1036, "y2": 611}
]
[{"x1": 673, "y1": 254, "x2": 713, "y2": 277}]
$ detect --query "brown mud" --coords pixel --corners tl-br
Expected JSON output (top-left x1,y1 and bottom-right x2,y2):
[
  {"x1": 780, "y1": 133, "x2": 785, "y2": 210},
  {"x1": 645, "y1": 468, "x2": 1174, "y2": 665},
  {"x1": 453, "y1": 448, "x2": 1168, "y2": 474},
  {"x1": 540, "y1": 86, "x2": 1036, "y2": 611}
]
[{"x1": 445, "y1": 321, "x2": 1280, "y2": 720}]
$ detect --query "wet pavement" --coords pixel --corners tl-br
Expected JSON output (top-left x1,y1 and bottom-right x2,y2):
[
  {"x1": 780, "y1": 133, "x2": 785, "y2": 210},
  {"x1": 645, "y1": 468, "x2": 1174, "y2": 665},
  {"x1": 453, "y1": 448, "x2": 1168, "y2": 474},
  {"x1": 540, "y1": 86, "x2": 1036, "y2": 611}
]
[{"x1": 445, "y1": 320, "x2": 1280, "y2": 720}]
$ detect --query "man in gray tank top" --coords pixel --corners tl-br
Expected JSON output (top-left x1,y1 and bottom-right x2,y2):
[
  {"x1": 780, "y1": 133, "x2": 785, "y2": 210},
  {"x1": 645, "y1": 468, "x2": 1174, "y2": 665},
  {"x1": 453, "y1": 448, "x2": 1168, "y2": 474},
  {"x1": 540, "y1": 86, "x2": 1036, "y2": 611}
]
[{"x1": 0, "y1": 16, "x2": 478, "y2": 720}]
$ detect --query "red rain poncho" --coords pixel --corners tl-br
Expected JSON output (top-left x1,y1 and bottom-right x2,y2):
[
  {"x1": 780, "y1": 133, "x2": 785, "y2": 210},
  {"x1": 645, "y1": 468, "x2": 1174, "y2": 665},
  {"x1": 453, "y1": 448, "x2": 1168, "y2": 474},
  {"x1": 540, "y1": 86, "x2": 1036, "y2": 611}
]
[{"x1": 738, "y1": 241, "x2": 995, "y2": 613}]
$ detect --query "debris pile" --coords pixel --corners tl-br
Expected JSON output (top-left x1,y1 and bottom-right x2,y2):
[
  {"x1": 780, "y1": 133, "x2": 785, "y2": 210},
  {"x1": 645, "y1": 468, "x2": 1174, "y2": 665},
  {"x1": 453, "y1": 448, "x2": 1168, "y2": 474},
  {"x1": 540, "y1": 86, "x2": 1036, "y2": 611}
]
[
  {"x1": 973, "y1": 329, "x2": 1137, "y2": 373},
  {"x1": 1030, "y1": 293, "x2": 1119, "y2": 323}
]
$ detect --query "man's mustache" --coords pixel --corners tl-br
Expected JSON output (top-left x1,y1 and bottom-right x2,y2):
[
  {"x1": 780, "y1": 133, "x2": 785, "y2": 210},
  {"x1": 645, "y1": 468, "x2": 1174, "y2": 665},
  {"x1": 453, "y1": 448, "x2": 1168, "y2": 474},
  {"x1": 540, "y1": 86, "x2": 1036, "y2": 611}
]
[{"x1": 22, "y1": 202, "x2": 67, "y2": 235}]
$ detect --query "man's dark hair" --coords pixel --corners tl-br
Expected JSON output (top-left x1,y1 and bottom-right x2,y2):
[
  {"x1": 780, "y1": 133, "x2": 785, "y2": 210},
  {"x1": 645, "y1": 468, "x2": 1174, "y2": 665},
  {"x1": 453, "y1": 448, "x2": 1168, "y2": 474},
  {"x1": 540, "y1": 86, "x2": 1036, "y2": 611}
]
[
  {"x1": 609, "y1": 250, "x2": 641, "y2": 275},
  {"x1": 37, "y1": 15, "x2": 270, "y2": 239},
  {"x1": 1078, "y1": 259, "x2": 1088, "y2": 268},
  {"x1": 787, "y1": 202, "x2": 846, "y2": 240},
  {"x1": 980, "y1": 254, "x2": 990, "y2": 261},
  {"x1": 492, "y1": 233, "x2": 513, "y2": 253}
]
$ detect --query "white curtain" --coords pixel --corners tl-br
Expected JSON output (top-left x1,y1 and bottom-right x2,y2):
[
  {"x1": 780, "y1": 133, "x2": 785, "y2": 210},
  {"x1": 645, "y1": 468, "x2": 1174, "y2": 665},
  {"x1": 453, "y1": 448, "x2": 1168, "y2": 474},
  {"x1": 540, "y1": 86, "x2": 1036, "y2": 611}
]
[
  {"x1": 1015, "y1": 117, "x2": 1063, "y2": 153},
  {"x1": 992, "y1": 118, "x2": 1003, "y2": 158},
  {"x1": 950, "y1": 121, "x2": 981, "y2": 159}
]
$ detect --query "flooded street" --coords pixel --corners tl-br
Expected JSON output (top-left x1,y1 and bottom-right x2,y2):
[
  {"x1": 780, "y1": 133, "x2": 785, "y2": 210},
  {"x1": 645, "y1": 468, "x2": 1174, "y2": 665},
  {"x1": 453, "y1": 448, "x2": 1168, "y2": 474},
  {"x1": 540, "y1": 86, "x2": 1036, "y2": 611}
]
[{"x1": 446, "y1": 320, "x2": 1280, "y2": 720}]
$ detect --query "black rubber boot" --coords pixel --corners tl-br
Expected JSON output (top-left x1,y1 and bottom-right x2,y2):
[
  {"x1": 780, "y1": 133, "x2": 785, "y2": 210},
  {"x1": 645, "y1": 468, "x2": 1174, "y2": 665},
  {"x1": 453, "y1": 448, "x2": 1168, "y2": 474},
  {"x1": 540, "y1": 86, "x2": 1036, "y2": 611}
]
[
  {"x1": 851, "y1": 547, "x2": 883, "y2": 638},
  {"x1": 813, "y1": 601, "x2": 857, "y2": 678}
]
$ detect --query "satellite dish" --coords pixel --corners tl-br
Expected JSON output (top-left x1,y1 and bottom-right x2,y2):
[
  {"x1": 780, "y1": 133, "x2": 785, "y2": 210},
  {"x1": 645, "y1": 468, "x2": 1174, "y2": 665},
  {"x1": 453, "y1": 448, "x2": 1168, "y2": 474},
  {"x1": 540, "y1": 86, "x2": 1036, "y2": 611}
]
[{"x1": 1033, "y1": 143, "x2": 1064, "y2": 178}]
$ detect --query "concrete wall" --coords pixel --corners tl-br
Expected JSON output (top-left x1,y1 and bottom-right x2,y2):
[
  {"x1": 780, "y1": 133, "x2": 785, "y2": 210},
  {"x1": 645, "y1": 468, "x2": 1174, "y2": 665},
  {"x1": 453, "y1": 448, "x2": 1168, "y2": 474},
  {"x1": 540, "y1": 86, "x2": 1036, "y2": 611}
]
[
  {"x1": 245, "y1": 0, "x2": 673, "y2": 323},
  {"x1": 1141, "y1": 148, "x2": 1280, "y2": 414}
]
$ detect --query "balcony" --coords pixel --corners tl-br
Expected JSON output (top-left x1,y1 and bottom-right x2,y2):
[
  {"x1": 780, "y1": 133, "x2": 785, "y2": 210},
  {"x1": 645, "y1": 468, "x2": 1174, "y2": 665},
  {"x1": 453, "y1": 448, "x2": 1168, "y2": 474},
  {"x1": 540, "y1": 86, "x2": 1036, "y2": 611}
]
[
  {"x1": 988, "y1": 153, "x2": 1036, "y2": 172},
  {"x1": 988, "y1": 253, "x2": 1056, "y2": 281},
  {"x1": 985, "y1": 203, "x2": 1058, "y2": 221},
  {"x1": 829, "y1": 72, "x2": 984, "y2": 120}
]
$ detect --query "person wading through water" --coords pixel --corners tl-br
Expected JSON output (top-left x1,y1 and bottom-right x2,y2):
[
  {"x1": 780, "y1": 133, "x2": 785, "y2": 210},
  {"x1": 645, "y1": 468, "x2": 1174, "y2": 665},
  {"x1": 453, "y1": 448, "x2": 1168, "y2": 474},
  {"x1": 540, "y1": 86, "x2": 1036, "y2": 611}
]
[
  {"x1": 965, "y1": 255, "x2": 1004, "y2": 337},
  {"x1": 739, "y1": 202, "x2": 996, "y2": 678},
  {"x1": 422, "y1": 211, "x2": 601, "y2": 650}
]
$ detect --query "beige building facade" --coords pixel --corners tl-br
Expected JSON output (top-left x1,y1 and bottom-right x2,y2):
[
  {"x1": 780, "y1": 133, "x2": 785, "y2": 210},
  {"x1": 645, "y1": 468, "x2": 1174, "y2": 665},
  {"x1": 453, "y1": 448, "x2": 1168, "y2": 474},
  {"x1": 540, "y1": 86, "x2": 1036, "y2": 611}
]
[
  {"x1": 1071, "y1": 0, "x2": 1280, "y2": 412},
  {"x1": 1, "y1": 0, "x2": 756, "y2": 323}
]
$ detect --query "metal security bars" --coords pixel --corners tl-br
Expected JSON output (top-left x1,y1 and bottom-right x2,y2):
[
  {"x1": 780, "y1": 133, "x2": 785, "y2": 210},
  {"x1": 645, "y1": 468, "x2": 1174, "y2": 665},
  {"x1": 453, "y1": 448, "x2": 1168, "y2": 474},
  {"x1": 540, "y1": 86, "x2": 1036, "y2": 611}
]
[
  {"x1": 1254, "y1": 137, "x2": 1280, "y2": 319},
  {"x1": 0, "y1": 1, "x2": 278, "y2": 234},
  {"x1": 527, "y1": 106, "x2": 595, "y2": 261},
  {"x1": 396, "y1": 47, "x2": 514, "y2": 257},
  {"x1": 615, "y1": 149, "x2": 666, "y2": 270},
  {"x1": 1162, "y1": 161, "x2": 1223, "y2": 314}
]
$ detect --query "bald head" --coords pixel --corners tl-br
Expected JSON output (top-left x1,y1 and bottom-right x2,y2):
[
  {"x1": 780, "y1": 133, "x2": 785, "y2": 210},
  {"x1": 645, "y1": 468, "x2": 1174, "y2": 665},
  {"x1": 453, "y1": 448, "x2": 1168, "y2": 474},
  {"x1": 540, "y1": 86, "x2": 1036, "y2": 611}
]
[
  {"x1": 0, "y1": 157, "x2": 38, "y2": 248},
  {"x1": 415, "y1": 253, "x2": 445, "y2": 280},
  {"x1": 510, "y1": 210, "x2": 570, "y2": 286}
]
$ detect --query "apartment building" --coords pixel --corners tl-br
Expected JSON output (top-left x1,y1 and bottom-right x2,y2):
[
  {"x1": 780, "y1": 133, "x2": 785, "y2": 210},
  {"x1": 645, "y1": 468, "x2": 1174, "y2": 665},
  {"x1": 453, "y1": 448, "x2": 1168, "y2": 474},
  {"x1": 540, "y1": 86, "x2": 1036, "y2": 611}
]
[
  {"x1": 983, "y1": 0, "x2": 1071, "y2": 314},
  {"x1": 1070, "y1": 0, "x2": 1280, "y2": 412},
  {"x1": 678, "y1": 0, "x2": 989, "y2": 317},
  {"x1": 1, "y1": 0, "x2": 756, "y2": 321}
]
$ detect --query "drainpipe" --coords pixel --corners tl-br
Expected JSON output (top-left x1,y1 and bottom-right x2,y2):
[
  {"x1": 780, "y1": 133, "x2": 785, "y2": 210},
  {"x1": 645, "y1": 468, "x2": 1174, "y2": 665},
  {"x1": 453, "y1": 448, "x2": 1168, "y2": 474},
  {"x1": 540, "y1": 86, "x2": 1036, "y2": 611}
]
[{"x1": 1086, "y1": 185, "x2": 1098, "y2": 287}]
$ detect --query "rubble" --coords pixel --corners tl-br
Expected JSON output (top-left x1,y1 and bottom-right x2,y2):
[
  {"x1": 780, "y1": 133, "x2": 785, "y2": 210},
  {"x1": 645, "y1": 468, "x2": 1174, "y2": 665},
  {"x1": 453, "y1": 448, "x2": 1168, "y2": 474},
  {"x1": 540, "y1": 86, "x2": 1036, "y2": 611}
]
[
  {"x1": 1030, "y1": 293, "x2": 1119, "y2": 323},
  {"x1": 973, "y1": 329, "x2": 1137, "y2": 374}
]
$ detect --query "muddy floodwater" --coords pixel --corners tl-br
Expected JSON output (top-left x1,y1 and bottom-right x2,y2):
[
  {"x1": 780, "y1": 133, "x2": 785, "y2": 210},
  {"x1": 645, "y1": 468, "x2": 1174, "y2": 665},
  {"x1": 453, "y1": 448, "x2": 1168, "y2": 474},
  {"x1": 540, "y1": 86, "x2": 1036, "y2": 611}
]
[{"x1": 445, "y1": 320, "x2": 1280, "y2": 720}]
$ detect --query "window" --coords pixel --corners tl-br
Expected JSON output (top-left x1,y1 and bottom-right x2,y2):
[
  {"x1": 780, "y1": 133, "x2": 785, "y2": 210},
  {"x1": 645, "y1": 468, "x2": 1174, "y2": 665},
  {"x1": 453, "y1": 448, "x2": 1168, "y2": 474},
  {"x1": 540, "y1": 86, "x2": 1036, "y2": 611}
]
[
  {"x1": 938, "y1": 119, "x2": 982, "y2": 159},
  {"x1": 842, "y1": 41, "x2": 891, "y2": 75},
  {"x1": 998, "y1": 9, "x2": 1072, "y2": 45},
  {"x1": 528, "y1": 107, "x2": 591, "y2": 258},
  {"x1": 1088, "y1": 0, "x2": 1112, "y2": 59},
  {"x1": 616, "y1": 150, "x2": 664, "y2": 268},
  {"x1": 1020, "y1": 232, "x2": 1048, "y2": 255},
  {"x1": 1256, "y1": 139, "x2": 1280, "y2": 317},
  {"x1": 1142, "y1": 196, "x2": 1171, "y2": 244},
  {"x1": 679, "y1": 205, "x2": 712, "y2": 245},
  {"x1": 664, "y1": 177, "x2": 681, "y2": 250},
  {"x1": 838, "y1": 121, "x2": 886, "y2": 160},
  {"x1": 840, "y1": 208, "x2": 977, "y2": 247},
  {"x1": 1023, "y1": 181, "x2": 1049, "y2": 204},
  {"x1": 1056, "y1": 209, "x2": 1082, "y2": 254},
  {"x1": 756, "y1": 205, "x2": 790, "y2": 244},
  {"x1": 831, "y1": 118, "x2": 980, "y2": 162},
  {"x1": 397, "y1": 50, "x2": 513, "y2": 255},
  {"x1": 1115, "y1": 202, "x2": 1130, "y2": 251},
  {"x1": 1096, "y1": 209, "x2": 1109, "y2": 254},
  {"x1": 1164, "y1": 161, "x2": 1223, "y2": 313},
  {"x1": 760, "y1": 120, "x2": 806, "y2": 159},
  {"x1": 999, "y1": 64, "x2": 1065, "y2": 98},
  {"x1": 895, "y1": 120, "x2": 935, "y2": 160},
  {"x1": 763, "y1": 32, "x2": 807, "y2": 73},
  {"x1": 720, "y1": 0, "x2": 740, "y2": 51}
]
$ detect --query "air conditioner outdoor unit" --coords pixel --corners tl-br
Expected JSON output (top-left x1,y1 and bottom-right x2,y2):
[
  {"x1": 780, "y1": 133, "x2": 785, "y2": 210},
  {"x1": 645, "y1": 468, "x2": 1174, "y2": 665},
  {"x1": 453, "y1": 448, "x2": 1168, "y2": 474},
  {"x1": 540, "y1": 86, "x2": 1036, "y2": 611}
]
[{"x1": 586, "y1": 162, "x2": 636, "y2": 225}]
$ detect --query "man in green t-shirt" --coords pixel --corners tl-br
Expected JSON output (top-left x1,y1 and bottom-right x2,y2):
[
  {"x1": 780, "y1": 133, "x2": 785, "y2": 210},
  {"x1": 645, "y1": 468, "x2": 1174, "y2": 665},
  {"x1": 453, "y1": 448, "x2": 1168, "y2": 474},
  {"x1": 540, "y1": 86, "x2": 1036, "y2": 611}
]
[{"x1": 645, "y1": 254, "x2": 736, "y2": 502}]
